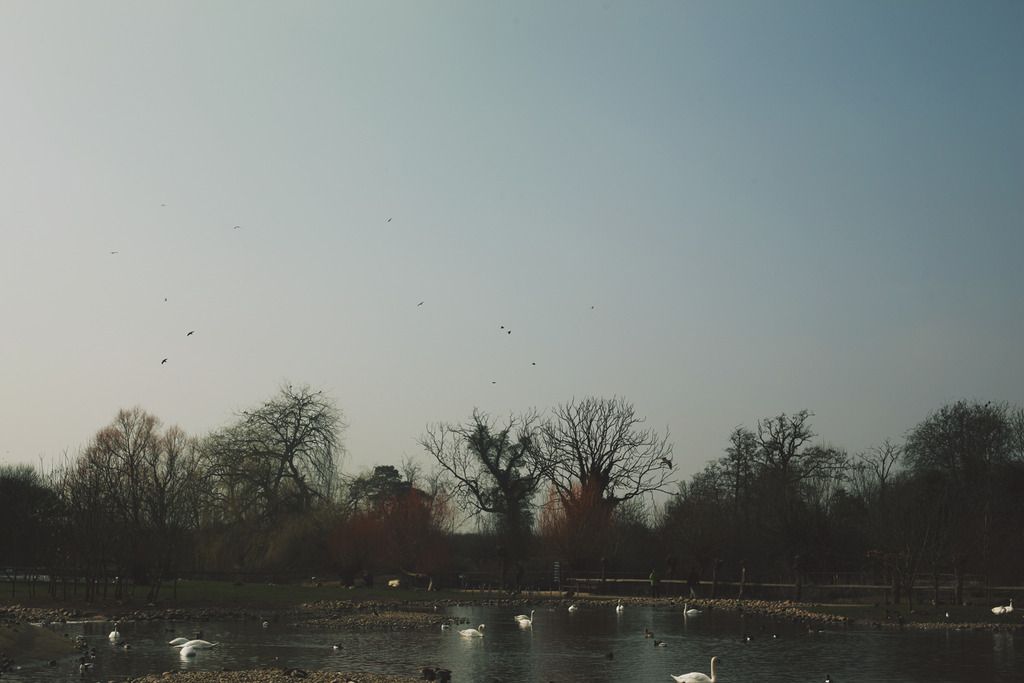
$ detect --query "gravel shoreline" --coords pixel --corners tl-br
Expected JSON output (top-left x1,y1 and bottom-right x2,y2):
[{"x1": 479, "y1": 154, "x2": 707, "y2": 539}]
[
  {"x1": 4, "y1": 594, "x2": 1020, "y2": 634},
  {"x1": 124, "y1": 671, "x2": 420, "y2": 683}
]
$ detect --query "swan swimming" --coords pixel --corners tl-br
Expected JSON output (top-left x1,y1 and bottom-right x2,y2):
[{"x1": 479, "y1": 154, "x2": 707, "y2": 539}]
[
  {"x1": 108, "y1": 623, "x2": 121, "y2": 642},
  {"x1": 514, "y1": 610, "x2": 535, "y2": 624},
  {"x1": 683, "y1": 603, "x2": 702, "y2": 616},
  {"x1": 671, "y1": 655, "x2": 718, "y2": 683},
  {"x1": 168, "y1": 637, "x2": 190, "y2": 646},
  {"x1": 173, "y1": 639, "x2": 218, "y2": 649},
  {"x1": 179, "y1": 645, "x2": 197, "y2": 658},
  {"x1": 567, "y1": 604, "x2": 578, "y2": 612},
  {"x1": 991, "y1": 598, "x2": 1014, "y2": 615},
  {"x1": 459, "y1": 624, "x2": 486, "y2": 637},
  {"x1": 616, "y1": 602, "x2": 624, "y2": 613}
]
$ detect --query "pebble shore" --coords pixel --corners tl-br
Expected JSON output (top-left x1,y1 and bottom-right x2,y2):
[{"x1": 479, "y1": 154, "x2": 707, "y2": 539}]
[
  {"x1": 124, "y1": 670, "x2": 419, "y2": 683},
  {"x1": 5, "y1": 595, "x2": 1021, "y2": 633}
]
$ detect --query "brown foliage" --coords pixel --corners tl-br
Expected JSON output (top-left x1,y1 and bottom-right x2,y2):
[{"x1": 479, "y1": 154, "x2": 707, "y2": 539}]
[{"x1": 538, "y1": 480, "x2": 613, "y2": 569}]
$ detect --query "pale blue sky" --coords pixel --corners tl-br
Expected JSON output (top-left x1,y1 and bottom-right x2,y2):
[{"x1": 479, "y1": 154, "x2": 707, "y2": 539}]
[{"x1": 1, "y1": 1, "x2": 1021, "y2": 482}]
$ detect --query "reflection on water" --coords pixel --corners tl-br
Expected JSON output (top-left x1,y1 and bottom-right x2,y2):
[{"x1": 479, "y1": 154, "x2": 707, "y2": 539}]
[{"x1": 6, "y1": 605, "x2": 1024, "y2": 682}]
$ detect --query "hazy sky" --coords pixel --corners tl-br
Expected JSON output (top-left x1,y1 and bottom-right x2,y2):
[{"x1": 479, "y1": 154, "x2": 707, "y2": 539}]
[{"x1": 1, "y1": 1, "x2": 1021, "y2": 484}]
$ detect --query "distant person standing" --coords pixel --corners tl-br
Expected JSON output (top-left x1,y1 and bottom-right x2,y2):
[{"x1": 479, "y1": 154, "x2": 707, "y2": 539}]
[
  {"x1": 649, "y1": 569, "x2": 660, "y2": 598},
  {"x1": 687, "y1": 568, "x2": 700, "y2": 598}
]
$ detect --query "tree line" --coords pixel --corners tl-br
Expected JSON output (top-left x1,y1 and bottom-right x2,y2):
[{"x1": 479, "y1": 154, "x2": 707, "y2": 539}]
[{"x1": 2, "y1": 386, "x2": 1022, "y2": 605}]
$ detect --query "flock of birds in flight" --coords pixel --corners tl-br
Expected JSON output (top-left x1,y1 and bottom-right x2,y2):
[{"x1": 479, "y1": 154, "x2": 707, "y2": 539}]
[
  {"x1": 107, "y1": 205, "x2": 233, "y2": 367},
  {"x1": 109, "y1": 210, "x2": 591, "y2": 381}
]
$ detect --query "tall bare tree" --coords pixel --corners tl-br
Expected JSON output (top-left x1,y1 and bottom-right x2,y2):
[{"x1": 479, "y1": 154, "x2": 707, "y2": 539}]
[
  {"x1": 207, "y1": 384, "x2": 345, "y2": 520},
  {"x1": 536, "y1": 397, "x2": 673, "y2": 569},
  {"x1": 724, "y1": 426, "x2": 758, "y2": 522},
  {"x1": 47, "y1": 408, "x2": 205, "y2": 597},
  {"x1": 539, "y1": 396, "x2": 674, "y2": 507},
  {"x1": 142, "y1": 425, "x2": 207, "y2": 598},
  {"x1": 421, "y1": 410, "x2": 544, "y2": 571},
  {"x1": 904, "y1": 400, "x2": 1016, "y2": 601}
]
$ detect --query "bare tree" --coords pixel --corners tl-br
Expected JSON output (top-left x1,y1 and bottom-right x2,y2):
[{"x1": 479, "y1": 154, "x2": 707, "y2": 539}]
[
  {"x1": 755, "y1": 410, "x2": 825, "y2": 484},
  {"x1": 400, "y1": 455, "x2": 423, "y2": 490},
  {"x1": 86, "y1": 407, "x2": 161, "y2": 587},
  {"x1": 801, "y1": 444, "x2": 850, "y2": 517},
  {"x1": 48, "y1": 408, "x2": 206, "y2": 597},
  {"x1": 851, "y1": 438, "x2": 902, "y2": 504},
  {"x1": 724, "y1": 426, "x2": 758, "y2": 521},
  {"x1": 421, "y1": 409, "x2": 544, "y2": 571},
  {"x1": 539, "y1": 396, "x2": 674, "y2": 508},
  {"x1": 904, "y1": 400, "x2": 1016, "y2": 601},
  {"x1": 207, "y1": 383, "x2": 346, "y2": 519},
  {"x1": 142, "y1": 425, "x2": 207, "y2": 599}
]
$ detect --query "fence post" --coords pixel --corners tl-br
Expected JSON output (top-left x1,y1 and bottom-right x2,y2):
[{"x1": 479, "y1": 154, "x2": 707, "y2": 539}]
[{"x1": 793, "y1": 554, "x2": 803, "y2": 602}]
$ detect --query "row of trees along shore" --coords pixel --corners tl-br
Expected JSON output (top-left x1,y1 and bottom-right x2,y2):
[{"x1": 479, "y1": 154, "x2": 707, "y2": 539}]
[{"x1": 2, "y1": 386, "x2": 1022, "y2": 606}]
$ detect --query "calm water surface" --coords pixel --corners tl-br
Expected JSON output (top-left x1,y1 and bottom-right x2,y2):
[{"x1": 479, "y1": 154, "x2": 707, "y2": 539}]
[{"x1": 7, "y1": 605, "x2": 1022, "y2": 682}]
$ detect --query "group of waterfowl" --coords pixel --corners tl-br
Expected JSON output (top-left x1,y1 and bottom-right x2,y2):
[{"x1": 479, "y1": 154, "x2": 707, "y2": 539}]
[
  {"x1": 449, "y1": 602, "x2": 721, "y2": 681},
  {"x1": 168, "y1": 635, "x2": 219, "y2": 658},
  {"x1": 106, "y1": 621, "x2": 219, "y2": 660},
  {"x1": 991, "y1": 598, "x2": 1014, "y2": 615}
]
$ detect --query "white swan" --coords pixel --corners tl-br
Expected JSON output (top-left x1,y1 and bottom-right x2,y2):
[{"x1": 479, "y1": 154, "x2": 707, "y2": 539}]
[
  {"x1": 671, "y1": 655, "x2": 718, "y2": 683},
  {"x1": 991, "y1": 598, "x2": 1014, "y2": 615},
  {"x1": 179, "y1": 645, "x2": 197, "y2": 658},
  {"x1": 459, "y1": 624, "x2": 486, "y2": 637},
  {"x1": 173, "y1": 639, "x2": 218, "y2": 649},
  {"x1": 514, "y1": 609, "x2": 535, "y2": 623},
  {"x1": 616, "y1": 602, "x2": 624, "y2": 613},
  {"x1": 683, "y1": 603, "x2": 702, "y2": 616},
  {"x1": 168, "y1": 637, "x2": 190, "y2": 646},
  {"x1": 568, "y1": 604, "x2": 578, "y2": 612},
  {"x1": 108, "y1": 624, "x2": 121, "y2": 642}
]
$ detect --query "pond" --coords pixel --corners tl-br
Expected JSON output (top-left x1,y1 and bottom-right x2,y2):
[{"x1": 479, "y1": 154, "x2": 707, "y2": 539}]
[{"x1": 6, "y1": 604, "x2": 1023, "y2": 682}]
